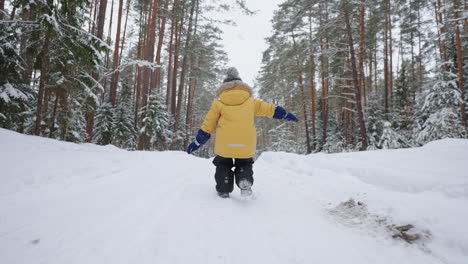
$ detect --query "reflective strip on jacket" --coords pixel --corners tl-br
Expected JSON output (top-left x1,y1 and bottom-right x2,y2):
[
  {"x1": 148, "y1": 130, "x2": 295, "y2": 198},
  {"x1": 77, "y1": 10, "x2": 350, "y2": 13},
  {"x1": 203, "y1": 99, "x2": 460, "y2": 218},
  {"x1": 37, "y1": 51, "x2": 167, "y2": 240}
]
[{"x1": 200, "y1": 80, "x2": 275, "y2": 158}]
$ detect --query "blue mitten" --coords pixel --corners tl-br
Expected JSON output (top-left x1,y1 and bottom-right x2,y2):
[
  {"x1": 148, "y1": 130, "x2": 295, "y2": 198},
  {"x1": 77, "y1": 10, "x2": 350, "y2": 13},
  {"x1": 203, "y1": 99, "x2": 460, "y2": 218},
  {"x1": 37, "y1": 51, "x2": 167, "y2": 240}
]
[
  {"x1": 284, "y1": 113, "x2": 298, "y2": 122},
  {"x1": 187, "y1": 129, "x2": 211, "y2": 154},
  {"x1": 273, "y1": 106, "x2": 287, "y2": 119},
  {"x1": 273, "y1": 106, "x2": 298, "y2": 122}
]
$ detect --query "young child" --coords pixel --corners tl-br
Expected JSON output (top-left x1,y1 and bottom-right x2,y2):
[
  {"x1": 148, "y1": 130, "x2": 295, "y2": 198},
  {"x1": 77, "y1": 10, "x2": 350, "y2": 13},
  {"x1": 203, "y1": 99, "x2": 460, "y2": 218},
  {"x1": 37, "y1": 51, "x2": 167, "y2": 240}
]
[{"x1": 187, "y1": 67, "x2": 298, "y2": 198}]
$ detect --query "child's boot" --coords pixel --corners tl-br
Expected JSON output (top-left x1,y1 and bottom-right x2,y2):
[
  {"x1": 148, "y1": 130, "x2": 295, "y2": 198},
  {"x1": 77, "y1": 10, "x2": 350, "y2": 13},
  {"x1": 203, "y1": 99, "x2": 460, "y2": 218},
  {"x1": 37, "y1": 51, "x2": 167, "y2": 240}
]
[
  {"x1": 213, "y1": 156, "x2": 235, "y2": 197},
  {"x1": 238, "y1": 179, "x2": 253, "y2": 197},
  {"x1": 234, "y1": 158, "x2": 254, "y2": 196}
]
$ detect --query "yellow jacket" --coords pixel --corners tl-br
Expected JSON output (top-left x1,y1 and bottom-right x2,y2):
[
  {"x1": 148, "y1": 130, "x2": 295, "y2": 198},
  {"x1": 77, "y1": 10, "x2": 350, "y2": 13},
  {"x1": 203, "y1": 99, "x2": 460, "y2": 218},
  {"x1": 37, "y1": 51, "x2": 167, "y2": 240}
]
[{"x1": 200, "y1": 80, "x2": 276, "y2": 158}]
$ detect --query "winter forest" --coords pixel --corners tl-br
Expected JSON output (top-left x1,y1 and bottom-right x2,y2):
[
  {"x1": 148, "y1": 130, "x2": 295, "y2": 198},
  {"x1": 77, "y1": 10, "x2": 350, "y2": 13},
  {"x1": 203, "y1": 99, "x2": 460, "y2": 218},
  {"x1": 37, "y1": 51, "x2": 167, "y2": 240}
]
[{"x1": 0, "y1": 0, "x2": 467, "y2": 155}]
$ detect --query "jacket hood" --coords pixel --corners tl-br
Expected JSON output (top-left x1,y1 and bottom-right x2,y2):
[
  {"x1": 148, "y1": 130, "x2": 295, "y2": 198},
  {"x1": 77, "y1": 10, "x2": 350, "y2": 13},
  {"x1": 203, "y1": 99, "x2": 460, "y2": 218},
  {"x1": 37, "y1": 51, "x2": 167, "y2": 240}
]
[{"x1": 216, "y1": 80, "x2": 253, "y2": 106}]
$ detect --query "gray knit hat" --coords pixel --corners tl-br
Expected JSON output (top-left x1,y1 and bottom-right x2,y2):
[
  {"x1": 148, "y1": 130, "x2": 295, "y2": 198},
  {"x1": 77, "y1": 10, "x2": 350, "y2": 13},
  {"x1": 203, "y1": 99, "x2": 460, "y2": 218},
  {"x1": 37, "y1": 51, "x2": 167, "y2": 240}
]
[{"x1": 223, "y1": 67, "x2": 242, "y2": 83}]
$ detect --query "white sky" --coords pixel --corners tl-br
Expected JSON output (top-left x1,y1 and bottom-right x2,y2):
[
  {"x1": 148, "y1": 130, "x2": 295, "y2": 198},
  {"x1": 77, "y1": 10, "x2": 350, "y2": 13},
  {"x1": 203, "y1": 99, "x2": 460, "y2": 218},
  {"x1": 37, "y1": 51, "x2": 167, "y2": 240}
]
[{"x1": 217, "y1": 0, "x2": 284, "y2": 86}]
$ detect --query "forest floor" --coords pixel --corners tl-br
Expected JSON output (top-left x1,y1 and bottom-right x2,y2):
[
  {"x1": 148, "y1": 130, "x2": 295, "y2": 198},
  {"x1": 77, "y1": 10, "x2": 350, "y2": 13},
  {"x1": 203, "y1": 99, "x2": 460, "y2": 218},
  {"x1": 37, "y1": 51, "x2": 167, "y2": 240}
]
[{"x1": 0, "y1": 128, "x2": 467, "y2": 264}]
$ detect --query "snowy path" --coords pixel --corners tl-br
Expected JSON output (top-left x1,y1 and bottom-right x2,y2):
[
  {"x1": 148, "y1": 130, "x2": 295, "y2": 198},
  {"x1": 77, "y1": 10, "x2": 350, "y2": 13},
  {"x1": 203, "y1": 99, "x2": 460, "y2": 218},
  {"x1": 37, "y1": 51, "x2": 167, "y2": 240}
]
[{"x1": 1, "y1": 129, "x2": 467, "y2": 264}]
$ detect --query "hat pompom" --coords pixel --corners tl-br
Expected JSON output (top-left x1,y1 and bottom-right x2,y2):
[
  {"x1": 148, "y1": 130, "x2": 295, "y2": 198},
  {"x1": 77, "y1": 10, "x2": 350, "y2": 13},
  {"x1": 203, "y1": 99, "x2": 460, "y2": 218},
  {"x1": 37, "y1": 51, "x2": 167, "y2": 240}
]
[{"x1": 226, "y1": 67, "x2": 240, "y2": 80}]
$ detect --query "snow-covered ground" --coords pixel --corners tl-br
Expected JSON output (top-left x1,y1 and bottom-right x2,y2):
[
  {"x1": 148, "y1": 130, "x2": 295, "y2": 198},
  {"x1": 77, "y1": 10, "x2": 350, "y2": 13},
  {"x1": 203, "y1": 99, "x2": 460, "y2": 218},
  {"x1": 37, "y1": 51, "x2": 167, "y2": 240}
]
[{"x1": 1, "y1": 128, "x2": 467, "y2": 264}]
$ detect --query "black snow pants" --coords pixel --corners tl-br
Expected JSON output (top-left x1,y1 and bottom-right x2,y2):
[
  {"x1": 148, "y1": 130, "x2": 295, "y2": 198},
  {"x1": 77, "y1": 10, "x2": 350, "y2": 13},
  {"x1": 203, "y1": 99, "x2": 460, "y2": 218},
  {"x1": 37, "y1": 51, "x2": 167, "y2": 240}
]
[{"x1": 212, "y1": 155, "x2": 254, "y2": 193}]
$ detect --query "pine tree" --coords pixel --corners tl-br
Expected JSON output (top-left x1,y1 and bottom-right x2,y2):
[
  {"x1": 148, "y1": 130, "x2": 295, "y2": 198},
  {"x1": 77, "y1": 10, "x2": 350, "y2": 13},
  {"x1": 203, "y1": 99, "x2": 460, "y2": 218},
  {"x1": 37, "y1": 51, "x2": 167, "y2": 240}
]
[
  {"x1": 112, "y1": 80, "x2": 136, "y2": 149},
  {"x1": 413, "y1": 72, "x2": 467, "y2": 145},
  {"x1": 94, "y1": 103, "x2": 114, "y2": 145},
  {"x1": 0, "y1": 21, "x2": 33, "y2": 129},
  {"x1": 139, "y1": 93, "x2": 172, "y2": 150},
  {"x1": 379, "y1": 121, "x2": 407, "y2": 149}
]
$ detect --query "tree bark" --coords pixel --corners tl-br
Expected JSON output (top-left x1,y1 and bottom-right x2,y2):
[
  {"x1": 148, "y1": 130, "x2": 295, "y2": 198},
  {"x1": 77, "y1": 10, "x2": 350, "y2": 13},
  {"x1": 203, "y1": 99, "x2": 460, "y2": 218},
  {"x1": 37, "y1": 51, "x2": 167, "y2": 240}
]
[
  {"x1": 109, "y1": 0, "x2": 125, "y2": 106},
  {"x1": 310, "y1": 54, "x2": 316, "y2": 151},
  {"x1": 384, "y1": 0, "x2": 389, "y2": 116},
  {"x1": 170, "y1": 15, "x2": 183, "y2": 116},
  {"x1": 184, "y1": 59, "x2": 198, "y2": 149},
  {"x1": 0, "y1": 0, "x2": 5, "y2": 20},
  {"x1": 96, "y1": 0, "x2": 108, "y2": 40},
  {"x1": 166, "y1": 13, "x2": 176, "y2": 107},
  {"x1": 319, "y1": 1, "x2": 329, "y2": 149},
  {"x1": 388, "y1": 0, "x2": 393, "y2": 99},
  {"x1": 138, "y1": 0, "x2": 159, "y2": 150},
  {"x1": 417, "y1": 6, "x2": 423, "y2": 94},
  {"x1": 299, "y1": 72, "x2": 311, "y2": 153},
  {"x1": 86, "y1": 0, "x2": 108, "y2": 142},
  {"x1": 358, "y1": 6, "x2": 365, "y2": 107},
  {"x1": 118, "y1": 0, "x2": 132, "y2": 64},
  {"x1": 35, "y1": 35, "x2": 50, "y2": 135},
  {"x1": 437, "y1": 0, "x2": 448, "y2": 66},
  {"x1": 453, "y1": 0, "x2": 466, "y2": 126},
  {"x1": 343, "y1": 1, "x2": 369, "y2": 150},
  {"x1": 175, "y1": 0, "x2": 197, "y2": 132},
  {"x1": 153, "y1": 0, "x2": 172, "y2": 93}
]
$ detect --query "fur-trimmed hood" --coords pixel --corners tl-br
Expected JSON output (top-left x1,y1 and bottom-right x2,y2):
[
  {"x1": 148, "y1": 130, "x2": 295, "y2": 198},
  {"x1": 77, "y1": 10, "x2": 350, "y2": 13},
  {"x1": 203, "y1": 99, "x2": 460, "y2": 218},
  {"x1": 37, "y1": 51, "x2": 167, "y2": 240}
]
[{"x1": 216, "y1": 80, "x2": 253, "y2": 106}]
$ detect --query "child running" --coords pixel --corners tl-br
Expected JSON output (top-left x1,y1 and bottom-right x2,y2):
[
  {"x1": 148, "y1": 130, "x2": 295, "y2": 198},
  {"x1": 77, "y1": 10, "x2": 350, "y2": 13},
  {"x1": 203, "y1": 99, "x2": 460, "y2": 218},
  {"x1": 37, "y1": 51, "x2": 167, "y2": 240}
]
[{"x1": 187, "y1": 67, "x2": 298, "y2": 198}]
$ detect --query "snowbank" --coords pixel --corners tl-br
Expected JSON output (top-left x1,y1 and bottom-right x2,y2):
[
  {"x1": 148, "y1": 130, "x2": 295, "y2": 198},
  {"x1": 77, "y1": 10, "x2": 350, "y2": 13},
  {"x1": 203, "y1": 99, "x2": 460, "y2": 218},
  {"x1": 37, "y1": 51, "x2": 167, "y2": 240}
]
[{"x1": 1, "y1": 128, "x2": 467, "y2": 264}]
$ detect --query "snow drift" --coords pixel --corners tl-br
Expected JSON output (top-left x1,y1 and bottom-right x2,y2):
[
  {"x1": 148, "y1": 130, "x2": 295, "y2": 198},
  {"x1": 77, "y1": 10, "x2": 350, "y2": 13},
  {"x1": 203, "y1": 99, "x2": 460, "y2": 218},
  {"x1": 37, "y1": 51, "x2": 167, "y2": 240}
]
[{"x1": 0, "y1": 128, "x2": 467, "y2": 264}]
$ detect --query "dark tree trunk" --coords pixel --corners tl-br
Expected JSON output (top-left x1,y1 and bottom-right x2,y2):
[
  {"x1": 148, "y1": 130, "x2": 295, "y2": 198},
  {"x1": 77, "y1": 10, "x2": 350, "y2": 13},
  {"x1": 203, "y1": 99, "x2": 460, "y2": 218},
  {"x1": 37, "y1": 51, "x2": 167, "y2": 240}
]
[
  {"x1": 154, "y1": 0, "x2": 172, "y2": 93},
  {"x1": 170, "y1": 15, "x2": 183, "y2": 116},
  {"x1": 384, "y1": 0, "x2": 389, "y2": 116},
  {"x1": 310, "y1": 54, "x2": 316, "y2": 151},
  {"x1": 96, "y1": 0, "x2": 108, "y2": 39},
  {"x1": 86, "y1": 0, "x2": 108, "y2": 142},
  {"x1": 175, "y1": 0, "x2": 197, "y2": 132},
  {"x1": 298, "y1": 72, "x2": 311, "y2": 154},
  {"x1": 343, "y1": 1, "x2": 369, "y2": 150},
  {"x1": 109, "y1": 0, "x2": 125, "y2": 106},
  {"x1": 0, "y1": 0, "x2": 5, "y2": 20},
  {"x1": 319, "y1": 2, "x2": 329, "y2": 149},
  {"x1": 35, "y1": 35, "x2": 50, "y2": 135},
  {"x1": 184, "y1": 61, "x2": 198, "y2": 150},
  {"x1": 138, "y1": 0, "x2": 159, "y2": 150},
  {"x1": 453, "y1": 0, "x2": 466, "y2": 126},
  {"x1": 118, "y1": 0, "x2": 132, "y2": 64},
  {"x1": 437, "y1": 0, "x2": 448, "y2": 66},
  {"x1": 388, "y1": 0, "x2": 393, "y2": 99},
  {"x1": 358, "y1": 6, "x2": 365, "y2": 107},
  {"x1": 166, "y1": 16, "x2": 175, "y2": 107}
]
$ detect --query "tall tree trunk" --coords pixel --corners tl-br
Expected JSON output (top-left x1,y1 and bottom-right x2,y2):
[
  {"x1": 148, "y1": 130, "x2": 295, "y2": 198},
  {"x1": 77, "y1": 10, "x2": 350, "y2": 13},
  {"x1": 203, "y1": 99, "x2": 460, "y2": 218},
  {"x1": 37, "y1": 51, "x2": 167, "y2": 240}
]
[
  {"x1": 0, "y1": 0, "x2": 5, "y2": 20},
  {"x1": 384, "y1": 0, "x2": 389, "y2": 116},
  {"x1": 434, "y1": 1, "x2": 445, "y2": 68},
  {"x1": 166, "y1": 14, "x2": 176, "y2": 107},
  {"x1": 49, "y1": 90, "x2": 60, "y2": 138},
  {"x1": 138, "y1": 0, "x2": 159, "y2": 150},
  {"x1": 119, "y1": 0, "x2": 132, "y2": 64},
  {"x1": 154, "y1": 0, "x2": 172, "y2": 93},
  {"x1": 96, "y1": 0, "x2": 108, "y2": 40},
  {"x1": 310, "y1": 54, "x2": 316, "y2": 151},
  {"x1": 388, "y1": 0, "x2": 393, "y2": 99},
  {"x1": 86, "y1": 0, "x2": 108, "y2": 142},
  {"x1": 58, "y1": 88, "x2": 68, "y2": 140},
  {"x1": 319, "y1": 2, "x2": 329, "y2": 149},
  {"x1": 35, "y1": 35, "x2": 50, "y2": 136},
  {"x1": 170, "y1": 16, "x2": 183, "y2": 116},
  {"x1": 369, "y1": 46, "x2": 373, "y2": 95},
  {"x1": 358, "y1": 6, "x2": 365, "y2": 107},
  {"x1": 453, "y1": 0, "x2": 466, "y2": 125},
  {"x1": 175, "y1": 0, "x2": 197, "y2": 132},
  {"x1": 90, "y1": 0, "x2": 99, "y2": 34},
  {"x1": 184, "y1": 59, "x2": 199, "y2": 149},
  {"x1": 343, "y1": 2, "x2": 369, "y2": 150},
  {"x1": 437, "y1": 0, "x2": 448, "y2": 66},
  {"x1": 417, "y1": 6, "x2": 423, "y2": 94},
  {"x1": 298, "y1": 72, "x2": 311, "y2": 153},
  {"x1": 109, "y1": 0, "x2": 125, "y2": 106}
]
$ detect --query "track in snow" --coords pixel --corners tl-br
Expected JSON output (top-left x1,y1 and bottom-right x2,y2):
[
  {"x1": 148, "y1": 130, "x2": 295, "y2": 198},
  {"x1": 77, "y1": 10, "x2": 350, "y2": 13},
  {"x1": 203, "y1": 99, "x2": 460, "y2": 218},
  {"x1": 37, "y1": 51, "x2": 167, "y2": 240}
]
[{"x1": 1, "y1": 129, "x2": 467, "y2": 264}]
